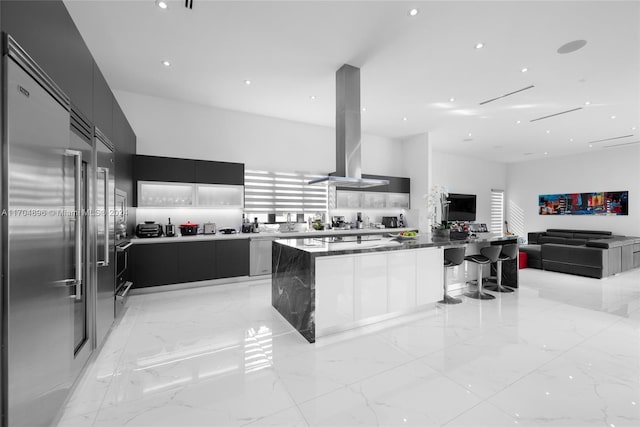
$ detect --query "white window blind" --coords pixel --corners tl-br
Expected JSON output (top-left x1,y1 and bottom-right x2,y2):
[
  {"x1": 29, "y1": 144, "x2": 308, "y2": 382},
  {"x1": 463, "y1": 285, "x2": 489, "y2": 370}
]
[
  {"x1": 490, "y1": 189, "x2": 504, "y2": 235},
  {"x1": 244, "y1": 170, "x2": 328, "y2": 215}
]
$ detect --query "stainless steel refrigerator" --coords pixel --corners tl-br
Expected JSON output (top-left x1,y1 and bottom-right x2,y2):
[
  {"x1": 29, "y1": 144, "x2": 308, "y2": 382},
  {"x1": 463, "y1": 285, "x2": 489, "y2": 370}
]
[{"x1": 1, "y1": 36, "x2": 99, "y2": 426}]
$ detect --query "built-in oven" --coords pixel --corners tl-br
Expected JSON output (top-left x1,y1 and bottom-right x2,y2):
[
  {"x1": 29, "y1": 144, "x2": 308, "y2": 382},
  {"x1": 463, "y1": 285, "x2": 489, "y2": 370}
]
[
  {"x1": 115, "y1": 241, "x2": 133, "y2": 317},
  {"x1": 115, "y1": 188, "x2": 132, "y2": 317}
]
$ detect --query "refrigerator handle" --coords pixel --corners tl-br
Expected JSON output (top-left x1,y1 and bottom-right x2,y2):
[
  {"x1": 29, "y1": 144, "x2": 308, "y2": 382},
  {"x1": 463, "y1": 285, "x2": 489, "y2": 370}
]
[
  {"x1": 97, "y1": 167, "x2": 110, "y2": 267},
  {"x1": 65, "y1": 149, "x2": 83, "y2": 300}
]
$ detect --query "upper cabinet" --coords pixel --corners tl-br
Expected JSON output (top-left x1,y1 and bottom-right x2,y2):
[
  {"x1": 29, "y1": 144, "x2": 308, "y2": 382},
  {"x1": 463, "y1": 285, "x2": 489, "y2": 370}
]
[
  {"x1": 135, "y1": 155, "x2": 244, "y2": 185},
  {"x1": 135, "y1": 155, "x2": 195, "y2": 183},
  {"x1": 133, "y1": 155, "x2": 245, "y2": 207},
  {"x1": 194, "y1": 159, "x2": 244, "y2": 185},
  {"x1": 334, "y1": 174, "x2": 411, "y2": 209}
]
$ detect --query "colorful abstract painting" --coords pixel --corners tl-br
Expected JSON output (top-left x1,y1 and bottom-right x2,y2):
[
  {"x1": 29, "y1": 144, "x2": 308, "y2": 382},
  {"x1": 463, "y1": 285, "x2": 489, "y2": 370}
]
[{"x1": 538, "y1": 191, "x2": 628, "y2": 215}]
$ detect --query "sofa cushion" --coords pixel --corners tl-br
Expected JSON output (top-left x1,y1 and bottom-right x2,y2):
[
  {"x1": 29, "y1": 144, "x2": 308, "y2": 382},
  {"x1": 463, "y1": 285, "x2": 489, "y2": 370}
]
[
  {"x1": 547, "y1": 229, "x2": 612, "y2": 236},
  {"x1": 573, "y1": 233, "x2": 607, "y2": 240},
  {"x1": 546, "y1": 231, "x2": 574, "y2": 238},
  {"x1": 542, "y1": 243, "x2": 606, "y2": 267},
  {"x1": 538, "y1": 236, "x2": 572, "y2": 245},
  {"x1": 586, "y1": 236, "x2": 636, "y2": 249}
]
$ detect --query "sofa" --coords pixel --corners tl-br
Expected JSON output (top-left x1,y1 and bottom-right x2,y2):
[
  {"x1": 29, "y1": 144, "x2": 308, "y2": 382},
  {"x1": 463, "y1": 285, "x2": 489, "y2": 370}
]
[{"x1": 520, "y1": 229, "x2": 640, "y2": 278}]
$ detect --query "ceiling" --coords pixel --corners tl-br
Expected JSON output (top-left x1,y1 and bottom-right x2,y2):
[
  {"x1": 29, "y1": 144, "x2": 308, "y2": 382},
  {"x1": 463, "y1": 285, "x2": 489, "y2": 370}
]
[{"x1": 64, "y1": 0, "x2": 640, "y2": 163}]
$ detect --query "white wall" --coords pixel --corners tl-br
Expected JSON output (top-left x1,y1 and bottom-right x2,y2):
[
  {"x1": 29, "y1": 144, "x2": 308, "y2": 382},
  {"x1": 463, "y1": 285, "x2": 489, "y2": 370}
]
[
  {"x1": 506, "y1": 145, "x2": 640, "y2": 238},
  {"x1": 114, "y1": 90, "x2": 404, "y2": 177},
  {"x1": 400, "y1": 133, "x2": 431, "y2": 233},
  {"x1": 431, "y1": 151, "x2": 507, "y2": 229}
]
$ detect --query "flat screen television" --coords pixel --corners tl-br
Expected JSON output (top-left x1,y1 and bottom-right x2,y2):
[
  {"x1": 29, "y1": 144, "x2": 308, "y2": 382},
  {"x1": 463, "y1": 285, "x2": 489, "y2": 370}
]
[{"x1": 446, "y1": 193, "x2": 476, "y2": 221}]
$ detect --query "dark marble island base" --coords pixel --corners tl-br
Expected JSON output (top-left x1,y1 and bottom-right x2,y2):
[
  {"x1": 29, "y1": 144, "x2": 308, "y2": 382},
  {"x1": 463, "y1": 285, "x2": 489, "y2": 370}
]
[{"x1": 271, "y1": 243, "x2": 316, "y2": 342}]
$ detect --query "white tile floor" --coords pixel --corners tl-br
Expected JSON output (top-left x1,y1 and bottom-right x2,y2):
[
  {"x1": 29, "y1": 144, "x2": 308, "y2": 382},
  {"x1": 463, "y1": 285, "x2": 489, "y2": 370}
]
[{"x1": 57, "y1": 268, "x2": 640, "y2": 426}]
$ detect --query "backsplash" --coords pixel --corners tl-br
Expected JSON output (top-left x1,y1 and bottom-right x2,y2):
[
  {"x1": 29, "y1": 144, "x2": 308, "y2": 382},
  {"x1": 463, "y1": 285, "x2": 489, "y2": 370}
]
[{"x1": 135, "y1": 208, "x2": 244, "y2": 234}]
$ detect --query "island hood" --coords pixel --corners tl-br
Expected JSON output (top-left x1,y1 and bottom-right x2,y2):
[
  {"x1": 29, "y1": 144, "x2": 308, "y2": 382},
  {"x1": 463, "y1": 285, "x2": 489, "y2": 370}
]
[{"x1": 308, "y1": 64, "x2": 389, "y2": 188}]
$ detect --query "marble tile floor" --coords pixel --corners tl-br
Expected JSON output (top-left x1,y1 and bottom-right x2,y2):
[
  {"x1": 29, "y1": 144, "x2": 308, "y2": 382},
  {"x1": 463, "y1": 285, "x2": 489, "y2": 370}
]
[{"x1": 57, "y1": 268, "x2": 640, "y2": 427}]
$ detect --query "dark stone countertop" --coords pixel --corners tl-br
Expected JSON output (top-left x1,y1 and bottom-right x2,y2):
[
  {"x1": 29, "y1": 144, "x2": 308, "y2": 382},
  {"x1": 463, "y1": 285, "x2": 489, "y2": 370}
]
[{"x1": 274, "y1": 233, "x2": 518, "y2": 257}]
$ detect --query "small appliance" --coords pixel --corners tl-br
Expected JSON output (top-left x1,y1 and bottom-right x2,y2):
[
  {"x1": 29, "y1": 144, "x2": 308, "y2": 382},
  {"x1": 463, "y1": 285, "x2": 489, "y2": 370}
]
[
  {"x1": 218, "y1": 227, "x2": 238, "y2": 234},
  {"x1": 203, "y1": 222, "x2": 217, "y2": 234},
  {"x1": 382, "y1": 216, "x2": 398, "y2": 228},
  {"x1": 165, "y1": 218, "x2": 176, "y2": 237},
  {"x1": 180, "y1": 221, "x2": 198, "y2": 236},
  {"x1": 332, "y1": 215, "x2": 346, "y2": 228},
  {"x1": 136, "y1": 221, "x2": 163, "y2": 238}
]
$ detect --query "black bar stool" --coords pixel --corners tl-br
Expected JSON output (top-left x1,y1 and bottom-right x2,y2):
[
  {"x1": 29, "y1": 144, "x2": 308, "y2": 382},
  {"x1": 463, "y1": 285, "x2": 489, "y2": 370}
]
[
  {"x1": 439, "y1": 247, "x2": 465, "y2": 304},
  {"x1": 464, "y1": 245, "x2": 502, "y2": 300},
  {"x1": 485, "y1": 244, "x2": 517, "y2": 293}
]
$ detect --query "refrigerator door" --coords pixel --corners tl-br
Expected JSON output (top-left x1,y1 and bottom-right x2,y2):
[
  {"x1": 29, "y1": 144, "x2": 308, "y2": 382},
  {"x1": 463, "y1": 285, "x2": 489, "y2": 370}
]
[
  {"x1": 69, "y1": 115, "x2": 95, "y2": 377},
  {"x1": 4, "y1": 54, "x2": 73, "y2": 425},
  {"x1": 95, "y1": 129, "x2": 115, "y2": 347}
]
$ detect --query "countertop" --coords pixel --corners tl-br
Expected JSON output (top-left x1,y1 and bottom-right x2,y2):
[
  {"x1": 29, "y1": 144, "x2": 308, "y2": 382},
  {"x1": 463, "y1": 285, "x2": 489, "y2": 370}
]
[
  {"x1": 129, "y1": 227, "x2": 417, "y2": 244},
  {"x1": 274, "y1": 233, "x2": 518, "y2": 257}
]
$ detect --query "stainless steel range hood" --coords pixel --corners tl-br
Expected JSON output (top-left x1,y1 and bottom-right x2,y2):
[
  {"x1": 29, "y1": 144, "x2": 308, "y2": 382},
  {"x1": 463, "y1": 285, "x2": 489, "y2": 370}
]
[{"x1": 308, "y1": 64, "x2": 389, "y2": 188}]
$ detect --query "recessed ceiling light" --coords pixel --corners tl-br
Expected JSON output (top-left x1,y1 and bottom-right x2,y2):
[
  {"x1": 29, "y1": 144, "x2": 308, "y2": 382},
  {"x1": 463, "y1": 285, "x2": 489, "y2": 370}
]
[
  {"x1": 632, "y1": 126, "x2": 637, "y2": 130},
  {"x1": 546, "y1": 130, "x2": 550, "y2": 134},
  {"x1": 156, "y1": 0, "x2": 168, "y2": 9},
  {"x1": 309, "y1": 95, "x2": 316, "y2": 100},
  {"x1": 362, "y1": 107, "x2": 366, "y2": 112},
  {"x1": 408, "y1": 8, "x2": 419, "y2": 16},
  {"x1": 516, "y1": 120, "x2": 521, "y2": 124},
  {"x1": 569, "y1": 138, "x2": 574, "y2": 142},
  {"x1": 475, "y1": 43, "x2": 484, "y2": 49},
  {"x1": 449, "y1": 98, "x2": 455, "y2": 102},
  {"x1": 610, "y1": 115, "x2": 616, "y2": 119},
  {"x1": 557, "y1": 39, "x2": 587, "y2": 54},
  {"x1": 161, "y1": 60, "x2": 171, "y2": 67},
  {"x1": 402, "y1": 117, "x2": 408, "y2": 121},
  {"x1": 585, "y1": 101, "x2": 591, "y2": 105},
  {"x1": 468, "y1": 133, "x2": 472, "y2": 137},
  {"x1": 521, "y1": 67, "x2": 528, "y2": 73},
  {"x1": 589, "y1": 144, "x2": 593, "y2": 148},
  {"x1": 544, "y1": 152, "x2": 548, "y2": 155},
  {"x1": 244, "y1": 80, "x2": 252, "y2": 85}
]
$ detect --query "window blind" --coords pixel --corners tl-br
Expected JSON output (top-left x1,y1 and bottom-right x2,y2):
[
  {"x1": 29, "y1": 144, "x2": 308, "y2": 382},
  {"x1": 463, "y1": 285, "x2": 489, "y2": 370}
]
[
  {"x1": 244, "y1": 170, "x2": 328, "y2": 215},
  {"x1": 490, "y1": 189, "x2": 504, "y2": 235}
]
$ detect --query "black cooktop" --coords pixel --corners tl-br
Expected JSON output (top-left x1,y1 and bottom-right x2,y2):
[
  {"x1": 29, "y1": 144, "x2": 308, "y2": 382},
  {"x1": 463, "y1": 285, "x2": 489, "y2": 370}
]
[{"x1": 315, "y1": 235, "x2": 382, "y2": 243}]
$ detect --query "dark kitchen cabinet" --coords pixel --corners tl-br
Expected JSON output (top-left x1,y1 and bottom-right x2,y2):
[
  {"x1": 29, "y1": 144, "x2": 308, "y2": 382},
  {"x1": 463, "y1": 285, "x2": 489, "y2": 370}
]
[
  {"x1": 334, "y1": 174, "x2": 410, "y2": 193},
  {"x1": 216, "y1": 240, "x2": 249, "y2": 278},
  {"x1": 93, "y1": 65, "x2": 113, "y2": 138},
  {"x1": 134, "y1": 155, "x2": 196, "y2": 183},
  {"x1": 1, "y1": 0, "x2": 94, "y2": 121},
  {"x1": 131, "y1": 243, "x2": 180, "y2": 288},
  {"x1": 177, "y1": 241, "x2": 216, "y2": 283},
  {"x1": 113, "y1": 100, "x2": 137, "y2": 236},
  {"x1": 194, "y1": 160, "x2": 244, "y2": 185}
]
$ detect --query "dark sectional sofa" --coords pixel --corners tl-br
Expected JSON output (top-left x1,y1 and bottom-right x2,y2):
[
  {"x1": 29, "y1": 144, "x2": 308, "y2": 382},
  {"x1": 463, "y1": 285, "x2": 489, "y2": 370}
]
[{"x1": 520, "y1": 229, "x2": 640, "y2": 278}]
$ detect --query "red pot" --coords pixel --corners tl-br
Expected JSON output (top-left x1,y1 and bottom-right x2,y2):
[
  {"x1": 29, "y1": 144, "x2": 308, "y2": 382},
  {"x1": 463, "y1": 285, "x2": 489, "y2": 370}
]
[{"x1": 180, "y1": 221, "x2": 199, "y2": 235}]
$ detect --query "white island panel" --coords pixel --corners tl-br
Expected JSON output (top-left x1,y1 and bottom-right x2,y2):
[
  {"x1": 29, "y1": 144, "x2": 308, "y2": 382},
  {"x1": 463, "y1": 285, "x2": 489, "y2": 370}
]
[
  {"x1": 387, "y1": 250, "x2": 417, "y2": 312},
  {"x1": 315, "y1": 256, "x2": 354, "y2": 330},
  {"x1": 416, "y1": 247, "x2": 444, "y2": 305},
  {"x1": 354, "y1": 253, "x2": 388, "y2": 320}
]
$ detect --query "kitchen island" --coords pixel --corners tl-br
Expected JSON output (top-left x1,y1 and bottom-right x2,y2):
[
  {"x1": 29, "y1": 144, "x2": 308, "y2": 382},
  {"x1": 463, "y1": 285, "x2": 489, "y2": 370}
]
[{"x1": 272, "y1": 234, "x2": 518, "y2": 342}]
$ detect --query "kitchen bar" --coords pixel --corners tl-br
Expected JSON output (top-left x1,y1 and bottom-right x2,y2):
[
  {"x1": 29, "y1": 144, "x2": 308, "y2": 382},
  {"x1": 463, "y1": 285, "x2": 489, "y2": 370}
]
[{"x1": 272, "y1": 234, "x2": 518, "y2": 343}]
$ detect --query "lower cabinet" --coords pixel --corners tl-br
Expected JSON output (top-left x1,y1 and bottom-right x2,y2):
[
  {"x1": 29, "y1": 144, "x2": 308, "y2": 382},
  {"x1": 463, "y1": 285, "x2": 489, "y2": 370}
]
[
  {"x1": 216, "y1": 239, "x2": 249, "y2": 278},
  {"x1": 132, "y1": 239, "x2": 249, "y2": 288},
  {"x1": 132, "y1": 243, "x2": 180, "y2": 288}
]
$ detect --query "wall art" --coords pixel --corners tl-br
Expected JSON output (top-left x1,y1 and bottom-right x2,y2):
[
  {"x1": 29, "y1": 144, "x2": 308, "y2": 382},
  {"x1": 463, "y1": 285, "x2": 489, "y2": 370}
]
[{"x1": 538, "y1": 191, "x2": 628, "y2": 215}]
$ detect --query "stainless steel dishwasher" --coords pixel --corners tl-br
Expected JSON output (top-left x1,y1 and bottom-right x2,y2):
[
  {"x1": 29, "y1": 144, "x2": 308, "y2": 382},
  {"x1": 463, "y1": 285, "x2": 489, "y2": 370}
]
[{"x1": 250, "y1": 237, "x2": 274, "y2": 276}]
